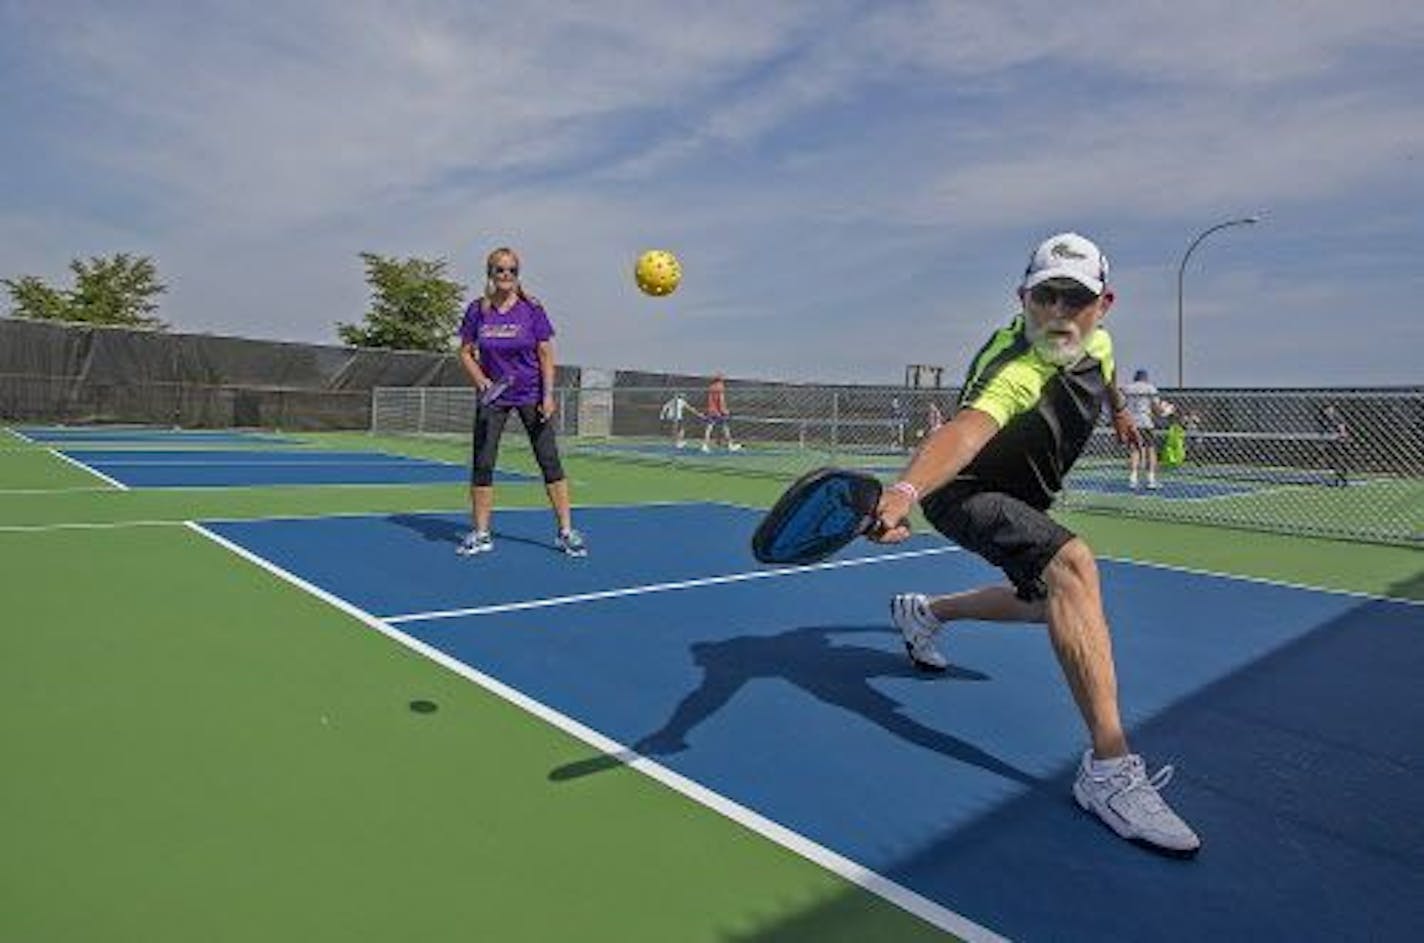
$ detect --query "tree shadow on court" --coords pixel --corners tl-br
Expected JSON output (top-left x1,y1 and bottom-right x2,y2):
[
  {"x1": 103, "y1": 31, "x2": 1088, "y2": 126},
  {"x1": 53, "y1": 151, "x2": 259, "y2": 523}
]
[
  {"x1": 387, "y1": 512, "x2": 567, "y2": 554},
  {"x1": 549, "y1": 624, "x2": 1037, "y2": 787}
]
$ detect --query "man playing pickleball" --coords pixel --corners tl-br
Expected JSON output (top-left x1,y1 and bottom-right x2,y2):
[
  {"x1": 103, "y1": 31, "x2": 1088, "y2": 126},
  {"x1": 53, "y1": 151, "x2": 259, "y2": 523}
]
[{"x1": 872, "y1": 233, "x2": 1201, "y2": 856}]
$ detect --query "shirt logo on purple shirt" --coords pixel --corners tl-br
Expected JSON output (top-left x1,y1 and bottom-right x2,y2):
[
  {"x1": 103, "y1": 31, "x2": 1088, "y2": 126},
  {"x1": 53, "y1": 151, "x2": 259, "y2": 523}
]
[{"x1": 480, "y1": 324, "x2": 522, "y2": 339}]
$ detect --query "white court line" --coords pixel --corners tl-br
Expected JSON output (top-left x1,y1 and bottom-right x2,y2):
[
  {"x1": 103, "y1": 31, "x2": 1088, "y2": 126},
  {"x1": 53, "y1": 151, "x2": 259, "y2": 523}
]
[
  {"x1": 0, "y1": 519, "x2": 188, "y2": 533},
  {"x1": 1096, "y1": 553, "x2": 1424, "y2": 608},
  {"x1": 185, "y1": 520, "x2": 1004, "y2": 943},
  {"x1": 385, "y1": 545, "x2": 965, "y2": 624},
  {"x1": 0, "y1": 499, "x2": 735, "y2": 535},
  {"x1": 47, "y1": 448, "x2": 129, "y2": 490},
  {"x1": 0, "y1": 486, "x2": 143, "y2": 495},
  {"x1": 9, "y1": 498, "x2": 1421, "y2": 610}
]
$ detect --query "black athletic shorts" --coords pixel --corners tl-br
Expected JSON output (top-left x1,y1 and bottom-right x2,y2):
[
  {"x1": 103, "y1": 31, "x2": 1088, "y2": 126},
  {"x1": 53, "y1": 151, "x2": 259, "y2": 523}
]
[{"x1": 920, "y1": 483, "x2": 1076, "y2": 601}]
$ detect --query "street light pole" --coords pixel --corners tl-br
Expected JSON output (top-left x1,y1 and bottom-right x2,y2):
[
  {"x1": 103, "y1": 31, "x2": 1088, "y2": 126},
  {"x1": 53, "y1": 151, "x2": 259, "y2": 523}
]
[{"x1": 1176, "y1": 215, "x2": 1261, "y2": 387}]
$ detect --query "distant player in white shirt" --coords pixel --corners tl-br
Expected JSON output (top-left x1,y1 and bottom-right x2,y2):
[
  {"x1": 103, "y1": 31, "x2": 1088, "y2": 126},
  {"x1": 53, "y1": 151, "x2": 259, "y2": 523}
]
[
  {"x1": 659, "y1": 392, "x2": 702, "y2": 449},
  {"x1": 1120, "y1": 369, "x2": 1173, "y2": 489}
]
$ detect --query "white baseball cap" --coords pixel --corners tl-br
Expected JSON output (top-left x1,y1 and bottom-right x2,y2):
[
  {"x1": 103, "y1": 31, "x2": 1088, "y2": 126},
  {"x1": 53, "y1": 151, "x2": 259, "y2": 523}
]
[{"x1": 1022, "y1": 232, "x2": 1109, "y2": 295}]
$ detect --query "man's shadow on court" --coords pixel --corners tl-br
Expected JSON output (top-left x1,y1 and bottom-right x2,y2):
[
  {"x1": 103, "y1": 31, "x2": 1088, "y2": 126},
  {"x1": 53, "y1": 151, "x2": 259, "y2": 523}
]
[
  {"x1": 550, "y1": 624, "x2": 1038, "y2": 787},
  {"x1": 387, "y1": 513, "x2": 561, "y2": 553}
]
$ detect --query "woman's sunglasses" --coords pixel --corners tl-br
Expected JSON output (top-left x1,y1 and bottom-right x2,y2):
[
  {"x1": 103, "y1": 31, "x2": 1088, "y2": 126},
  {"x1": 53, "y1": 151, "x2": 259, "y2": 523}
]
[{"x1": 489, "y1": 266, "x2": 519, "y2": 277}]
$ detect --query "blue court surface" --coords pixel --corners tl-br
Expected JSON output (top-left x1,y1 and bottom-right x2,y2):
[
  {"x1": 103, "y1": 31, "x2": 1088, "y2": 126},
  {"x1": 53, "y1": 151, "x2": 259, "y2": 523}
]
[
  {"x1": 1066, "y1": 474, "x2": 1257, "y2": 500},
  {"x1": 61, "y1": 448, "x2": 534, "y2": 488},
  {"x1": 202, "y1": 503, "x2": 1423, "y2": 941},
  {"x1": 17, "y1": 426, "x2": 296, "y2": 445}
]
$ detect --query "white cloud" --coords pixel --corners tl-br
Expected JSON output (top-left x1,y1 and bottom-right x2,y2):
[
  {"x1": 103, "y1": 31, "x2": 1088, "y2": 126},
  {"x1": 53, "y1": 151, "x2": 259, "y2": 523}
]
[{"x1": 2, "y1": 1, "x2": 1421, "y2": 385}]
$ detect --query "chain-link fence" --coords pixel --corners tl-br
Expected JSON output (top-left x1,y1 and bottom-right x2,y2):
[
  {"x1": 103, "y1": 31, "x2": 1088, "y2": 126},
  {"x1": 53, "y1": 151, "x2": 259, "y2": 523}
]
[{"x1": 373, "y1": 384, "x2": 1424, "y2": 547}]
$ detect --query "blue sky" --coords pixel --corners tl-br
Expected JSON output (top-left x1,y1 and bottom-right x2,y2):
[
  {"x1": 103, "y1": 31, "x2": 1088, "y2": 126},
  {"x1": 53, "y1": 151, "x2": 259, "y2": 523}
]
[{"x1": 2, "y1": 1, "x2": 1422, "y2": 386}]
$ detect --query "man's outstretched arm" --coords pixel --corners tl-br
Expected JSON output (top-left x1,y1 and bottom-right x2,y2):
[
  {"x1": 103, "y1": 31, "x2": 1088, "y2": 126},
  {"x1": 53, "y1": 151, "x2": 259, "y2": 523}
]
[{"x1": 872, "y1": 407, "x2": 1000, "y2": 540}]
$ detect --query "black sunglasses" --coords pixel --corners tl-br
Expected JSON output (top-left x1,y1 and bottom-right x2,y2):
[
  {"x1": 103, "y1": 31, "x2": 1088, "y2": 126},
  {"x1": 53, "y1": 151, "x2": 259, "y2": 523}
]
[
  {"x1": 489, "y1": 266, "x2": 519, "y2": 277},
  {"x1": 1029, "y1": 282, "x2": 1099, "y2": 310}
]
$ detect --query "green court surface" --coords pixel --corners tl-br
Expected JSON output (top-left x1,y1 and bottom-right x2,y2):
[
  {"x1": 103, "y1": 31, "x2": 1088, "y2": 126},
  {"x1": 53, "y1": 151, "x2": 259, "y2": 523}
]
[{"x1": 3, "y1": 428, "x2": 1420, "y2": 942}]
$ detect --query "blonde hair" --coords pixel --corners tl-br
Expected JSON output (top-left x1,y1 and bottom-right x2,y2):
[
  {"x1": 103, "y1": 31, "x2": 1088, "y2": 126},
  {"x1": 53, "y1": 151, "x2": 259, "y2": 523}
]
[{"x1": 482, "y1": 246, "x2": 537, "y2": 308}]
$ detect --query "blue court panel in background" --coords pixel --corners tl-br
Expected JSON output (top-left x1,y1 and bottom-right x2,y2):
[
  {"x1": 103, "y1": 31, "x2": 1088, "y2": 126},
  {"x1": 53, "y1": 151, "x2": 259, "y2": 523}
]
[
  {"x1": 19, "y1": 426, "x2": 296, "y2": 445},
  {"x1": 63, "y1": 448, "x2": 533, "y2": 488},
  {"x1": 1066, "y1": 474, "x2": 1257, "y2": 499},
  {"x1": 204, "y1": 503, "x2": 1424, "y2": 941}
]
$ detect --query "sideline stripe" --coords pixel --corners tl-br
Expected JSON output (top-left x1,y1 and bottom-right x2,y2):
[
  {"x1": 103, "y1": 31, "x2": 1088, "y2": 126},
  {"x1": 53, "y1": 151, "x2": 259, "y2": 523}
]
[
  {"x1": 47, "y1": 448, "x2": 129, "y2": 490},
  {"x1": 0, "y1": 486, "x2": 144, "y2": 495},
  {"x1": 186, "y1": 520, "x2": 1004, "y2": 943},
  {"x1": 1096, "y1": 552, "x2": 1424, "y2": 608},
  {"x1": 0, "y1": 519, "x2": 188, "y2": 533},
  {"x1": 6, "y1": 502, "x2": 1420, "y2": 609},
  {"x1": 384, "y1": 546, "x2": 966, "y2": 624},
  {"x1": 0, "y1": 500, "x2": 711, "y2": 534}
]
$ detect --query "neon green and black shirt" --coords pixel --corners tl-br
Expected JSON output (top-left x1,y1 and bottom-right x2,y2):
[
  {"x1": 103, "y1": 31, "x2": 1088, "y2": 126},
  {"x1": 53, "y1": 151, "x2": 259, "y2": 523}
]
[{"x1": 950, "y1": 315, "x2": 1117, "y2": 510}]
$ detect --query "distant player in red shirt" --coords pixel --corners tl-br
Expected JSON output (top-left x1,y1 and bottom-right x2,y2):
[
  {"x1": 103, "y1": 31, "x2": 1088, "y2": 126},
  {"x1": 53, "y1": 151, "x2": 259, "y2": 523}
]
[{"x1": 701, "y1": 374, "x2": 740, "y2": 452}]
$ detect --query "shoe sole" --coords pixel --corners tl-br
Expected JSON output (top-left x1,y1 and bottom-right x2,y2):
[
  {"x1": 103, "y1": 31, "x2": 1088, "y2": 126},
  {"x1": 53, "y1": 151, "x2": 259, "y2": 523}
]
[{"x1": 1072, "y1": 783, "x2": 1201, "y2": 859}]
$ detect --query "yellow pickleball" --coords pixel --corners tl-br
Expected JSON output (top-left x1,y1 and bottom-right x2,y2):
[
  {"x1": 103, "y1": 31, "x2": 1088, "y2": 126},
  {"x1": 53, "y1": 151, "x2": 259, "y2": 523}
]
[{"x1": 635, "y1": 249, "x2": 682, "y2": 297}]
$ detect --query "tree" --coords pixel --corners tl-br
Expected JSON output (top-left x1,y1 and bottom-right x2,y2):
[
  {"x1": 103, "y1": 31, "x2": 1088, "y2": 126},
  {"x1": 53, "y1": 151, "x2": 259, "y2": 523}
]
[
  {"x1": 338, "y1": 252, "x2": 466, "y2": 351},
  {"x1": 2, "y1": 275, "x2": 70, "y2": 322},
  {"x1": 3, "y1": 253, "x2": 168, "y2": 329}
]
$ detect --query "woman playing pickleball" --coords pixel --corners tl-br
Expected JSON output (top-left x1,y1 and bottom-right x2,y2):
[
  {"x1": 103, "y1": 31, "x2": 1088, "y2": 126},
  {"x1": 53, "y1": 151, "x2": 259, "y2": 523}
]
[{"x1": 455, "y1": 246, "x2": 586, "y2": 557}]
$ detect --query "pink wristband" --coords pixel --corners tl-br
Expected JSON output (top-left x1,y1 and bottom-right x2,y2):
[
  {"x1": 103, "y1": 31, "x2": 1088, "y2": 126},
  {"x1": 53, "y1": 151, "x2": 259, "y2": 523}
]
[{"x1": 890, "y1": 481, "x2": 920, "y2": 503}]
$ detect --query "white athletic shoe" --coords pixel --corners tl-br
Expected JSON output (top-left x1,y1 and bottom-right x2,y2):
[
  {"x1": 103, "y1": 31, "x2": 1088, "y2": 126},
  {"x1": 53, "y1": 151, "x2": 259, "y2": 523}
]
[
  {"x1": 1073, "y1": 751, "x2": 1201, "y2": 857},
  {"x1": 890, "y1": 593, "x2": 948, "y2": 672},
  {"x1": 1128, "y1": 473, "x2": 1140, "y2": 490},
  {"x1": 1147, "y1": 478, "x2": 1161, "y2": 490},
  {"x1": 700, "y1": 443, "x2": 711, "y2": 453},
  {"x1": 456, "y1": 530, "x2": 493, "y2": 555},
  {"x1": 557, "y1": 528, "x2": 588, "y2": 558},
  {"x1": 728, "y1": 442, "x2": 743, "y2": 452}
]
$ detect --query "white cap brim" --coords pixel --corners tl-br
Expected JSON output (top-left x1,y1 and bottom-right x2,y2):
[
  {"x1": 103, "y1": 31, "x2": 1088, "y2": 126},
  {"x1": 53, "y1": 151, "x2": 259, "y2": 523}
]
[{"x1": 1023, "y1": 267, "x2": 1104, "y2": 295}]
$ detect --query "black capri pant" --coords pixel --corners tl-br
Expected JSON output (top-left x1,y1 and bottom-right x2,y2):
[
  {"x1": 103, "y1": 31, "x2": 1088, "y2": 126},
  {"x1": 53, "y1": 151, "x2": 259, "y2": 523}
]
[{"x1": 471, "y1": 402, "x2": 565, "y2": 486}]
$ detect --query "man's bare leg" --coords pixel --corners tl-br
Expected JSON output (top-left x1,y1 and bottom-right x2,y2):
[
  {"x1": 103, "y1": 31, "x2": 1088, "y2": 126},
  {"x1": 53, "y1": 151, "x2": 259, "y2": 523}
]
[
  {"x1": 927, "y1": 585, "x2": 1044, "y2": 624},
  {"x1": 920, "y1": 542, "x2": 1127, "y2": 757},
  {"x1": 1041, "y1": 538, "x2": 1128, "y2": 759}
]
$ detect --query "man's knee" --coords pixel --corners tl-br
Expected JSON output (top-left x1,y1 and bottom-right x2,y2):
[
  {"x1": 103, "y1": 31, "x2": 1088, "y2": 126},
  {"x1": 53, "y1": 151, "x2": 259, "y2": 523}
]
[{"x1": 1045, "y1": 538, "x2": 1098, "y2": 590}]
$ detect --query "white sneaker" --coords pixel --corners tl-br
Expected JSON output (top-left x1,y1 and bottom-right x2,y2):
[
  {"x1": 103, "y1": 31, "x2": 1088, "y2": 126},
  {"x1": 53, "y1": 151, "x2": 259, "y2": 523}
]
[
  {"x1": 1146, "y1": 478, "x2": 1161, "y2": 490},
  {"x1": 700, "y1": 443, "x2": 710, "y2": 453},
  {"x1": 1128, "y1": 474, "x2": 1139, "y2": 489},
  {"x1": 1073, "y1": 751, "x2": 1201, "y2": 856},
  {"x1": 557, "y1": 528, "x2": 588, "y2": 558},
  {"x1": 728, "y1": 442, "x2": 743, "y2": 451},
  {"x1": 456, "y1": 530, "x2": 493, "y2": 555},
  {"x1": 890, "y1": 593, "x2": 947, "y2": 672}
]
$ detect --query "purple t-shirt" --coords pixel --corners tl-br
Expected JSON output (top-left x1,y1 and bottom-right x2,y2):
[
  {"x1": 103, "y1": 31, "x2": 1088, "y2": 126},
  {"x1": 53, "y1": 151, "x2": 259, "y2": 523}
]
[{"x1": 457, "y1": 297, "x2": 555, "y2": 406}]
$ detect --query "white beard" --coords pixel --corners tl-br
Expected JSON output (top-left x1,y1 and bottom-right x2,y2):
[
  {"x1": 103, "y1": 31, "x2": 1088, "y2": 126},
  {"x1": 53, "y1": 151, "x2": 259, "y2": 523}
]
[{"x1": 1026, "y1": 319, "x2": 1088, "y2": 366}]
